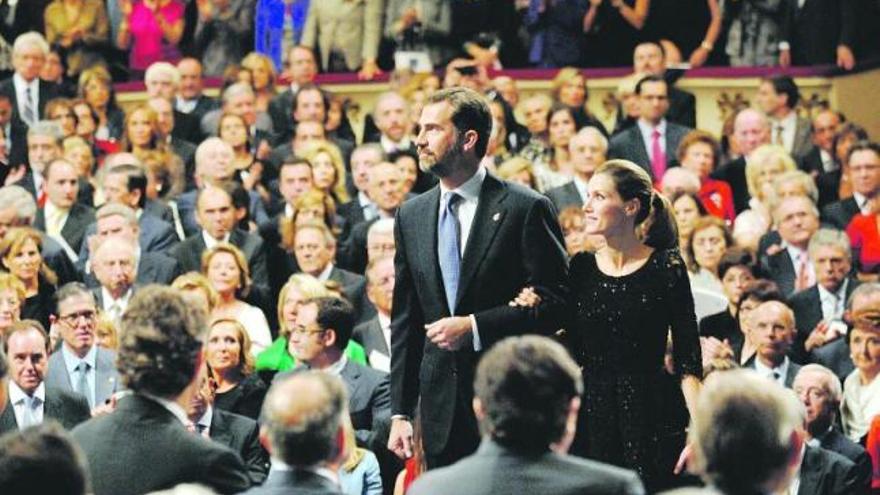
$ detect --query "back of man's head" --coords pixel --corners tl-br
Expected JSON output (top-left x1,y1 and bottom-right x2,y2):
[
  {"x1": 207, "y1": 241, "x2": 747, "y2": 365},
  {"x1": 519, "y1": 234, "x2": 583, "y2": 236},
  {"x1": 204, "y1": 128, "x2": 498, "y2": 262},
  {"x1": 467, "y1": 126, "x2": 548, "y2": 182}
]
[
  {"x1": 473, "y1": 335, "x2": 583, "y2": 452},
  {"x1": 261, "y1": 371, "x2": 348, "y2": 467},
  {"x1": 0, "y1": 422, "x2": 87, "y2": 495},
  {"x1": 690, "y1": 369, "x2": 802, "y2": 494}
]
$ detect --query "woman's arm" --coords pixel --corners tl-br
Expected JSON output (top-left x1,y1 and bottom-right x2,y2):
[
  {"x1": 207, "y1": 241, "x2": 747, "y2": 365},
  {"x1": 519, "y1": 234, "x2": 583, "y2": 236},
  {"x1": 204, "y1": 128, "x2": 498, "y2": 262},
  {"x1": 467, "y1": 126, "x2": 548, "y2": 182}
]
[
  {"x1": 689, "y1": 0, "x2": 721, "y2": 67},
  {"x1": 154, "y1": 8, "x2": 184, "y2": 45},
  {"x1": 611, "y1": 0, "x2": 649, "y2": 30},
  {"x1": 116, "y1": 0, "x2": 133, "y2": 48},
  {"x1": 583, "y1": 0, "x2": 602, "y2": 33}
]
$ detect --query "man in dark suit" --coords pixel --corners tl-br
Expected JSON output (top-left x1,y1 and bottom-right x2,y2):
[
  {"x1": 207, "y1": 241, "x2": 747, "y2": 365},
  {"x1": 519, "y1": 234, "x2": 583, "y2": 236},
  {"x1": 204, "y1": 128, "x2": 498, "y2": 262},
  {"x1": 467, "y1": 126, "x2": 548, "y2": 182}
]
[
  {"x1": 746, "y1": 301, "x2": 802, "y2": 388},
  {"x1": 795, "y1": 444, "x2": 861, "y2": 495},
  {"x1": 821, "y1": 141, "x2": 880, "y2": 230},
  {"x1": 388, "y1": 87, "x2": 569, "y2": 468},
  {"x1": 607, "y1": 75, "x2": 691, "y2": 183},
  {"x1": 779, "y1": 0, "x2": 857, "y2": 68},
  {"x1": 45, "y1": 283, "x2": 121, "y2": 409},
  {"x1": 337, "y1": 143, "x2": 383, "y2": 236},
  {"x1": 0, "y1": 32, "x2": 59, "y2": 127},
  {"x1": 409, "y1": 335, "x2": 644, "y2": 495},
  {"x1": 242, "y1": 370, "x2": 345, "y2": 495},
  {"x1": 761, "y1": 196, "x2": 821, "y2": 297},
  {"x1": 267, "y1": 46, "x2": 319, "y2": 134},
  {"x1": 632, "y1": 41, "x2": 696, "y2": 129},
  {"x1": 175, "y1": 58, "x2": 219, "y2": 124},
  {"x1": 171, "y1": 185, "x2": 268, "y2": 293},
  {"x1": 89, "y1": 237, "x2": 139, "y2": 326},
  {"x1": 756, "y1": 75, "x2": 814, "y2": 162},
  {"x1": 72, "y1": 286, "x2": 251, "y2": 495},
  {"x1": 792, "y1": 364, "x2": 872, "y2": 491},
  {"x1": 712, "y1": 109, "x2": 772, "y2": 214},
  {"x1": 144, "y1": 62, "x2": 203, "y2": 144},
  {"x1": 354, "y1": 257, "x2": 394, "y2": 372},
  {"x1": 33, "y1": 158, "x2": 94, "y2": 258},
  {"x1": 0, "y1": 94, "x2": 27, "y2": 170},
  {"x1": 1, "y1": 320, "x2": 91, "y2": 434},
  {"x1": 545, "y1": 126, "x2": 607, "y2": 212},
  {"x1": 800, "y1": 110, "x2": 842, "y2": 183}
]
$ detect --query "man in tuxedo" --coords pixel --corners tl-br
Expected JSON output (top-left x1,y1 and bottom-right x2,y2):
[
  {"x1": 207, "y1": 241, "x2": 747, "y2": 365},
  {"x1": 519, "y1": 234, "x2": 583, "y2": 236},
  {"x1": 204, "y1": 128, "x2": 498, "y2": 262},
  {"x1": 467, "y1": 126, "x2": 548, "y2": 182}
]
[
  {"x1": 779, "y1": 0, "x2": 857, "y2": 68},
  {"x1": 756, "y1": 75, "x2": 814, "y2": 162},
  {"x1": 711, "y1": 108, "x2": 772, "y2": 213},
  {"x1": 746, "y1": 301, "x2": 802, "y2": 388},
  {"x1": 34, "y1": 158, "x2": 95, "y2": 259},
  {"x1": 545, "y1": 127, "x2": 607, "y2": 212},
  {"x1": 801, "y1": 110, "x2": 842, "y2": 180},
  {"x1": 607, "y1": 75, "x2": 691, "y2": 183},
  {"x1": 792, "y1": 364, "x2": 872, "y2": 491},
  {"x1": 175, "y1": 57, "x2": 219, "y2": 124},
  {"x1": 72, "y1": 286, "x2": 251, "y2": 495},
  {"x1": 0, "y1": 422, "x2": 88, "y2": 495},
  {"x1": 267, "y1": 45, "x2": 319, "y2": 138},
  {"x1": 761, "y1": 196, "x2": 820, "y2": 297},
  {"x1": 821, "y1": 141, "x2": 880, "y2": 229},
  {"x1": 0, "y1": 320, "x2": 90, "y2": 434},
  {"x1": 410, "y1": 335, "x2": 644, "y2": 495},
  {"x1": 632, "y1": 41, "x2": 696, "y2": 128},
  {"x1": 388, "y1": 87, "x2": 569, "y2": 468},
  {"x1": 90, "y1": 237, "x2": 138, "y2": 326},
  {"x1": 45, "y1": 283, "x2": 120, "y2": 410},
  {"x1": 0, "y1": 32, "x2": 58, "y2": 127},
  {"x1": 243, "y1": 370, "x2": 345, "y2": 495},
  {"x1": 789, "y1": 229, "x2": 859, "y2": 362},
  {"x1": 354, "y1": 256, "x2": 394, "y2": 372}
]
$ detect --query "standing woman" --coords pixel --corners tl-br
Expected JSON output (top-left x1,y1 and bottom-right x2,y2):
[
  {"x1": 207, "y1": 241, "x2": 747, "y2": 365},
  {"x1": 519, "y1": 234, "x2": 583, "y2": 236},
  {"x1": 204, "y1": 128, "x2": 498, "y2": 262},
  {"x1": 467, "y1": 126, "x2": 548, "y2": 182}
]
[
  {"x1": 117, "y1": 0, "x2": 185, "y2": 77},
  {"x1": 43, "y1": 0, "x2": 110, "y2": 78}
]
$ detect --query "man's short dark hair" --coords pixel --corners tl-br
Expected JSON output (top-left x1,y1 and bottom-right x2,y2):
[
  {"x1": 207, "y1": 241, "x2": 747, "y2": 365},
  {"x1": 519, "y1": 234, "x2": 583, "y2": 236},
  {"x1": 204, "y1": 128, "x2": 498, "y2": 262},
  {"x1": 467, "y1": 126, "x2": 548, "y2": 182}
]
[
  {"x1": 426, "y1": 87, "x2": 492, "y2": 158},
  {"x1": 106, "y1": 164, "x2": 148, "y2": 208},
  {"x1": 292, "y1": 84, "x2": 328, "y2": 122},
  {"x1": 53, "y1": 282, "x2": 96, "y2": 317},
  {"x1": 116, "y1": 285, "x2": 204, "y2": 398},
  {"x1": 718, "y1": 247, "x2": 757, "y2": 280},
  {"x1": 846, "y1": 140, "x2": 880, "y2": 165},
  {"x1": 635, "y1": 74, "x2": 668, "y2": 95},
  {"x1": 306, "y1": 296, "x2": 355, "y2": 350},
  {"x1": 474, "y1": 335, "x2": 583, "y2": 452},
  {"x1": 764, "y1": 75, "x2": 800, "y2": 109},
  {"x1": 0, "y1": 422, "x2": 87, "y2": 495}
]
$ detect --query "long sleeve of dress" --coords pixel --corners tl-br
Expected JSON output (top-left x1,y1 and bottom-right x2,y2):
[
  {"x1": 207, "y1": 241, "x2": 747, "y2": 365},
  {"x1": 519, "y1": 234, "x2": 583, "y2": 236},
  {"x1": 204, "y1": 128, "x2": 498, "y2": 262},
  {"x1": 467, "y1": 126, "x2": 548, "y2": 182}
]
[{"x1": 666, "y1": 250, "x2": 704, "y2": 378}]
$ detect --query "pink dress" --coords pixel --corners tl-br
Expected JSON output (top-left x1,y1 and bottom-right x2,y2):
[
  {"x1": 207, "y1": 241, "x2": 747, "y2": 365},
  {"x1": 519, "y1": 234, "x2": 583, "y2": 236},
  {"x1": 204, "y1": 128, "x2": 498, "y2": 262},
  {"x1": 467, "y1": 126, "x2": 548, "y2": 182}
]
[{"x1": 128, "y1": 0, "x2": 184, "y2": 70}]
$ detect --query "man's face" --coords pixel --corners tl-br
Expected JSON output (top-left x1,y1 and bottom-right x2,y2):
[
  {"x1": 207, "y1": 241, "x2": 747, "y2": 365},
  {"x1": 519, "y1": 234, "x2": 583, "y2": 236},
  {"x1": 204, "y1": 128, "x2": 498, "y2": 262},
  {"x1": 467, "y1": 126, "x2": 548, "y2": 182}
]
[
  {"x1": 293, "y1": 227, "x2": 333, "y2": 276},
  {"x1": 148, "y1": 98, "x2": 175, "y2": 137},
  {"x1": 638, "y1": 80, "x2": 669, "y2": 124},
  {"x1": 102, "y1": 172, "x2": 138, "y2": 208},
  {"x1": 177, "y1": 59, "x2": 203, "y2": 100},
  {"x1": 416, "y1": 101, "x2": 462, "y2": 178},
  {"x1": 56, "y1": 294, "x2": 97, "y2": 356},
  {"x1": 492, "y1": 77, "x2": 518, "y2": 106},
  {"x1": 351, "y1": 148, "x2": 382, "y2": 192},
  {"x1": 776, "y1": 198, "x2": 819, "y2": 247},
  {"x1": 45, "y1": 161, "x2": 79, "y2": 209},
  {"x1": 40, "y1": 51, "x2": 63, "y2": 82},
  {"x1": 812, "y1": 245, "x2": 851, "y2": 293},
  {"x1": 187, "y1": 367, "x2": 216, "y2": 419},
  {"x1": 522, "y1": 98, "x2": 550, "y2": 135},
  {"x1": 278, "y1": 163, "x2": 314, "y2": 205},
  {"x1": 569, "y1": 132, "x2": 605, "y2": 178},
  {"x1": 633, "y1": 43, "x2": 665, "y2": 75},
  {"x1": 366, "y1": 258, "x2": 394, "y2": 315},
  {"x1": 0, "y1": 98, "x2": 12, "y2": 127},
  {"x1": 13, "y1": 44, "x2": 45, "y2": 82},
  {"x1": 848, "y1": 149, "x2": 880, "y2": 197},
  {"x1": 752, "y1": 302, "x2": 795, "y2": 363},
  {"x1": 734, "y1": 112, "x2": 771, "y2": 157},
  {"x1": 367, "y1": 163, "x2": 405, "y2": 212},
  {"x1": 812, "y1": 112, "x2": 840, "y2": 152},
  {"x1": 293, "y1": 89, "x2": 325, "y2": 124},
  {"x1": 27, "y1": 135, "x2": 61, "y2": 174},
  {"x1": 375, "y1": 95, "x2": 410, "y2": 143},
  {"x1": 95, "y1": 214, "x2": 138, "y2": 245},
  {"x1": 198, "y1": 145, "x2": 235, "y2": 183},
  {"x1": 197, "y1": 188, "x2": 236, "y2": 240},
  {"x1": 289, "y1": 47, "x2": 318, "y2": 86},
  {"x1": 7, "y1": 329, "x2": 47, "y2": 394},
  {"x1": 93, "y1": 243, "x2": 136, "y2": 295},
  {"x1": 226, "y1": 93, "x2": 257, "y2": 126},
  {"x1": 288, "y1": 301, "x2": 326, "y2": 364},
  {"x1": 0, "y1": 206, "x2": 23, "y2": 239},
  {"x1": 367, "y1": 230, "x2": 395, "y2": 263},
  {"x1": 793, "y1": 370, "x2": 835, "y2": 430},
  {"x1": 756, "y1": 81, "x2": 786, "y2": 115},
  {"x1": 292, "y1": 122, "x2": 325, "y2": 155},
  {"x1": 145, "y1": 72, "x2": 176, "y2": 100}
]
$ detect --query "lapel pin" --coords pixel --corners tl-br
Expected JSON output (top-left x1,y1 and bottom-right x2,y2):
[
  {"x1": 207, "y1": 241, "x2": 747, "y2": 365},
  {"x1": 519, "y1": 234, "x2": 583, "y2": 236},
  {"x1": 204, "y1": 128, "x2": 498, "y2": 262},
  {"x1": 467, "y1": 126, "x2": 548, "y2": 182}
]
[{"x1": 492, "y1": 213, "x2": 501, "y2": 222}]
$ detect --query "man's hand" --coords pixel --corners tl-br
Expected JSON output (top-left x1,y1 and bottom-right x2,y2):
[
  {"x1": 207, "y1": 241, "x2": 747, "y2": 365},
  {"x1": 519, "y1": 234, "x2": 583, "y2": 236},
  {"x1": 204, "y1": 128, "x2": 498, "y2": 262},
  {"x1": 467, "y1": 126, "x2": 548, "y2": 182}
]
[
  {"x1": 674, "y1": 443, "x2": 694, "y2": 474},
  {"x1": 91, "y1": 395, "x2": 118, "y2": 417},
  {"x1": 837, "y1": 45, "x2": 855, "y2": 70},
  {"x1": 700, "y1": 336, "x2": 734, "y2": 365},
  {"x1": 388, "y1": 417, "x2": 414, "y2": 459},
  {"x1": 425, "y1": 316, "x2": 472, "y2": 351},
  {"x1": 357, "y1": 60, "x2": 382, "y2": 81},
  {"x1": 3, "y1": 164, "x2": 26, "y2": 186}
]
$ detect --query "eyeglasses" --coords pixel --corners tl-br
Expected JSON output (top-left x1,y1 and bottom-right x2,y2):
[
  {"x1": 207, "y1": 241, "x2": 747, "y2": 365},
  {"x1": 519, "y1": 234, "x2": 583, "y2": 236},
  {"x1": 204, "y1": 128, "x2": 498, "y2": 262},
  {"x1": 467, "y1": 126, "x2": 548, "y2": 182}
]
[
  {"x1": 58, "y1": 310, "x2": 97, "y2": 325},
  {"x1": 289, "y1": 325, "x2": 325, "y2": 337}
]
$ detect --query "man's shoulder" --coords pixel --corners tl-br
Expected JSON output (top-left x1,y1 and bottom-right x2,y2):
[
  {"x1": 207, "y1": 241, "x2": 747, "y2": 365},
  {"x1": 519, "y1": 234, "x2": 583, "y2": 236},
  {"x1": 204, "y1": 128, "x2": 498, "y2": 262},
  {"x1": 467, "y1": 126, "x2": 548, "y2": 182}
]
[{"x1": 789, "y1": 286, "x2": 819, "y2": 305}]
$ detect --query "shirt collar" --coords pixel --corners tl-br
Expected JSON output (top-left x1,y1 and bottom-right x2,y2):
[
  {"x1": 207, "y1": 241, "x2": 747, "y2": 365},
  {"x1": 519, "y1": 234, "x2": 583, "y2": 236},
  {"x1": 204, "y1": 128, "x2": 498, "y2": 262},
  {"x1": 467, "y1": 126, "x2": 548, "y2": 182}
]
[
  {"x1": 572, "y1": 175, "x2": 590, "y2": 202},
  {"x1": 380, "y1": 135, "x2": 411, "y2": 153},
  {"x1": 439, "y1": 165, "x2": 486, "y2": 203},
  {"x1": 637, "y1": 118, "x2": 667, "y2": 137},
  {"x1": 197, "y1": 405, "x2": 213, "y2": 431},
  {"x1": 358, "y1": 191, "x2": 373, "y2": 208},
  {"x1": 853, "y1": 192, "x2": 871, "y2": 212},
  {"x1": 817, "y1": 278, "x2": 847, "y2": 302},
  {"x1": 316, "y1": 263, "x2": 334, "y2": 282},
  {"x1": 755, "y1": 355, "x2": 790, "y2": 381},
  {"x1": 62, "y1": 343, "x2": 97, "y2": 374},
  {"x1": 9, "y1": 380, "x2": 45, "y2": 403},
  {"x1": 324, "y1": 355, "x2": 348, "y2": 376},
  {"x1": 142, "y1": 393, "x2": 190, "y2": 427},
  {"x1": 12, "y1": 73, "x2": 37, "y2": 92},
  {"x1": 201, "y1": 230, "x2": 231, "y2": 249},
  {"x1": 776, "y1": 111, "x2": 797, "y2": 128},
  {"x1": 377, "y1": 312, "x2": 391, "y2": 330},
  {"x1": 101, "y1": 286, "x2": 133, "y2": 308}
]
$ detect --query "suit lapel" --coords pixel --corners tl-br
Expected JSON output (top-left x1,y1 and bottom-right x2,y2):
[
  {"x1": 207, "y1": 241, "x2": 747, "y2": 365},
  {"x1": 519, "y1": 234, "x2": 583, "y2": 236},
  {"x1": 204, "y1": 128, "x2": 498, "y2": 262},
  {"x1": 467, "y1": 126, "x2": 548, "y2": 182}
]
[
  {"x1": 417, "y1": 188, "x2": 444, "y2": 311},
  {"x1": 631, "y1": 127, "x2": 651, "y2": 169},
  {"x1": 0, "y1": 399, "x2": 18, "y2": 432},
  {"x1": 95, "y1": 349, "x2": 117, "y2": 404},
  {"x1": 797, "y1": 447, "x2": 821, "y2": 495},
  {"x1": 371, "y1": 318, "x2": 389, "y2": 355},
  {"x1": 209, "y1": 409, "x2": 233, "y2": 445},
  {"x1": 456, "y1": 176, "x2": 507, "y2": 310}
]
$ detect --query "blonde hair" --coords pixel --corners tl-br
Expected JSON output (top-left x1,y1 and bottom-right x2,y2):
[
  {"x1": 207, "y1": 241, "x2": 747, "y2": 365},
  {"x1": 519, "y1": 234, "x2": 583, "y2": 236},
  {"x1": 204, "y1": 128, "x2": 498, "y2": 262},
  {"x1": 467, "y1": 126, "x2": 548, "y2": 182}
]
[
  {"x1": 172, "y1": 272, "x2": 220, "y2": 313},
  {"x1": 95, "y1": 314, "x2": 119, "y2": 351},
  {"x1": 201, "y1": 244, "x2": 252, "y2": 298},
  {"x1": 496, "y1": 156, "x2": 536, "y2": 188},
  {"x1": 207, "y1": 318, "x2": 255, "y2": 375},
  {"x1": 300, "y1": 140, "x2": 350, "y2": 204},
  {"x1": 240, "y1": 52, "x2": 277, "y2": 90},
  {"x1": 0, "y1": 227, "x2": 57, "y2": 286},
  {"x1": 550, "y1": 67, "x2": 587, "y2": 102},
  {"x1": 276, "y1": 274, "x2": 332, "y2": 337},
  {"x1": 0, "y1": 272, "x2": 26, "y2": 305},
  {"x1": 745, "y1": 145, "x2": 797, "y2": 201}
]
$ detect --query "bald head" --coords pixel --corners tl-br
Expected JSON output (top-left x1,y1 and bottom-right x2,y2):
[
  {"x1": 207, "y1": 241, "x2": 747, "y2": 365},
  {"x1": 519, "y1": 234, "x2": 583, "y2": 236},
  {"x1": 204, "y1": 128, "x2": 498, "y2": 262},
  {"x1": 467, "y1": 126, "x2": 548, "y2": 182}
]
[{"x1": 735, "y1": 109, "x2": 771, "y2": 157}]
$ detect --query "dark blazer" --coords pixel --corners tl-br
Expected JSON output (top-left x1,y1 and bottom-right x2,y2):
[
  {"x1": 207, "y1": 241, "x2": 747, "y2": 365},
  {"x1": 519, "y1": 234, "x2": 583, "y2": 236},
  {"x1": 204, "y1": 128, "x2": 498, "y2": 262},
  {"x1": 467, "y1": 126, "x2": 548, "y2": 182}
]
[
  {"x1": 337, "y1": 198, "x2": 368, "y2": 239},
  {"x1": 144, "y1": 199, "x2": 176, "y2": 225},
  {"x1": 668, "y1": 86, "x2": 697, "y2": 129},
  {"x1": 0, "y1": 77, "x2": 60, "y2": 125},
  {"x1": 72, "y1": 394, "x2": 251, "y2": 495},
  {"x1": 812, "y1": 338, "x2": 854, "y2": 383},
  {"x1": 45, "y1": 346, "x2": 121, "y2": 407},
  {"x1": 43, "y1": 235, "x2": 81, "y2": 285},
  {"x1": 176, "y1": 189, "x2": 271, "y2": 239},
  {"x1": 241, "y1": 468, "x2": 343, "y2": 495},
  {"x1": 171, "y1": 136, "x2": 197, "y2": 182},
  {"x1": 83, "y1": 251, "x2": 180, "y2": 289},
  {"x1": 760, "y1": 249, "x2": 799, "y2": 297},
  {"x1": 790, "y1": 117, "x2": 815, "y2": 162},
  {"x1": 210, "y1": 408, "x2": 270, "y2": 485},
  {"x1": 34, "y1": 203, "x2": 95, "y2": 255},
  {"x1": 797, "y1": 444, "x2": 861, "y2": 495},
  {"x1": 0, "y1": 386, "x2": 91, "y2": 434},
  {"x1": 545, "y1": 181, "x2": 585, "y2": 213},
  {"x1": 746, "y1": 359, "x2": 802, "y2": 388},
  {"x1": 818, "y1": 428, "x2": 872, "y2": 492},
  {"x1": 172, "y1": 109, "x2": 204, "y2": 144},
  {"x1": 328, "y1": 265, "x2": 375, "y2": 324},
  {"x1": 0, "y1": 0, "x2": 50, "y2": 48},
  {"x1": 267, "y1": 88, "x2": 296, "y2": 143},
  {"x1": 353, "y1": 316, "x2": 390, "y2": 365},
  {"x1": 788, "y1": 279, "x2": 859, "y2": 362},
  {"x1": 408, "y1": 440, "x2": 645, "y2": 495},
  {"x1": 821, "y1": 197, "x2": 860, "y2": 230},
  {"x1": 781, "y1": 0, "x2": 857, "y2": 66},
  {"x1": 171, "y1": 229, "x2": 268, "y2": 293},
  {"x1": 391, "y1": 173, "x2": 569, "y2": 458},
  {"x1": 336, "y1": 216, "x2": 374, "y2": 274},
  {"x1": 175, "y1": 94, "x2": 219, "y2": 124},
  {"x1": 607, "y1": 121, "x2": 691, "y2": 181},
  {"x1": 711, "y1": 157, "x2": 749, "y2": 214},
  {"x1": 817, "y1": 170, "x2": 843, "y2": 210}
]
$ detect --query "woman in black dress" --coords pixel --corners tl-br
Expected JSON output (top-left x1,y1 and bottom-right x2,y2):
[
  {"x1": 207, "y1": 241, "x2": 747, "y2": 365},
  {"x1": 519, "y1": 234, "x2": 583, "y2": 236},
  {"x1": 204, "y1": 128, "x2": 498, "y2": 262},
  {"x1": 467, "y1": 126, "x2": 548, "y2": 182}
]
[
  {"x1": 569, "y1": 160, "x2": 702, "y2": 491},
  {"x1": 205, "y1": 318, "x2": 267, "y2": 420}
]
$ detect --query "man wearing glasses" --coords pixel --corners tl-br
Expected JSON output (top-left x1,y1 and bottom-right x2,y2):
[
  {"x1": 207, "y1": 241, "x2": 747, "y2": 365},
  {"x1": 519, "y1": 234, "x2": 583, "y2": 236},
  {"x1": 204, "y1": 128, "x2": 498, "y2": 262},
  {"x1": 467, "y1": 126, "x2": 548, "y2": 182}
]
[{"x1": 45, "y1": 282, "x2": 120, "y2": 411}]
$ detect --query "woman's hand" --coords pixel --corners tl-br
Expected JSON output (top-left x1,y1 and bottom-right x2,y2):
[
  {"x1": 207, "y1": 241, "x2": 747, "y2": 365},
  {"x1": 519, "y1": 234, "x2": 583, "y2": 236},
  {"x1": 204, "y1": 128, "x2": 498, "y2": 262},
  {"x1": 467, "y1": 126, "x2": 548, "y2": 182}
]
[{"x1": 509, "y1": 286, "x2": 541, "y2": 308}]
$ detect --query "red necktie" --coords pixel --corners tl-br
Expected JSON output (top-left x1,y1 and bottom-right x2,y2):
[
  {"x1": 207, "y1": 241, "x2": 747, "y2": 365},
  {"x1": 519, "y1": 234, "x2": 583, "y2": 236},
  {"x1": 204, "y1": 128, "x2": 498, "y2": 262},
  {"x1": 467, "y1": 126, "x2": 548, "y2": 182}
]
[
  {"x1": 37, "y1": 190, "x2": 46, "y2": 208},
  {"x1": 651, "y1": 129, "x2": 666, "y2": 181}
]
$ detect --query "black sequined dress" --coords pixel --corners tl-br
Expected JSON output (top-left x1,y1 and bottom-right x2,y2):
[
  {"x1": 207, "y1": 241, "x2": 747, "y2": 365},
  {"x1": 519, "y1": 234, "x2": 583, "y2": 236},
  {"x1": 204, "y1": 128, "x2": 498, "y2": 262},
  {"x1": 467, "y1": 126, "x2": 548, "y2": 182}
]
[{"x1": 569, "y1": 248, "x2": 702, "y2": 490}]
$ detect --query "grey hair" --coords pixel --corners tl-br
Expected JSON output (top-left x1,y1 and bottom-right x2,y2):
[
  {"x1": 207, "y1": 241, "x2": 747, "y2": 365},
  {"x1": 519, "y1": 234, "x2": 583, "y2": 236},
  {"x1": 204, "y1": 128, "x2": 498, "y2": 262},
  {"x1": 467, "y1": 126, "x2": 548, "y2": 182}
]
[
  {"x1": 0, "y1": 186, "x2": 36, "y2": 222},
  {"x1": 807, "y1": 228, "x2": 852, "y2": 262},
  {"x1": 571, "y1": 126, "x2": 609, "y2": 154},
  {"x1": 12, "y1": 32, "x2": 49, "y2": 57},
  {"x1": 795, "y1": 363, "x2": 843, "y2": 402},
  {"x1": 222, "y1": 82, "x2": 255, "y2": 105},
  {"x1": 367, "y1": 218, "x2": 395, "y2": 240},
  {"x1": 145, "y1": 62, "x2": 180, "y2": 87},
  {"x1": 27, "y1": 120, "x2": 63, "y2": 142},
  {"x1": 96, "y1": 203, "x2": 138, "y2": 228},
  {"x1": 847, "y1": 282, "x2": 880, "y2": 310}
]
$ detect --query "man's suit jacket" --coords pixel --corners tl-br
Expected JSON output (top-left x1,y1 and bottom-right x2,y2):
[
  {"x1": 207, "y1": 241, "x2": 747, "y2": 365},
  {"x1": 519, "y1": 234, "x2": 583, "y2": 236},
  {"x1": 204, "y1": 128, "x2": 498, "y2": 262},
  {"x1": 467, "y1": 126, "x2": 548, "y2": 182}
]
[
  {"x1": 781, "y1": 0, "x2": 857, "y2": 66},
  {"x1": 77, "y1": 212, "x2": 179, "y2": 263},
  {"x1": 336, "y1": 216, "x2": 375, "y2": 274},
  {"x1": 812, "y1": 338, "x2": 854, "y2": 383},
  {"x1": 711, "y1": 156, "x2": 749, "y2": 214},
  {"x1": 43, "y1": 234, "x2": 81, "y2": 285},
  {"x1": 328, "y1": 265, "x2": 375, "y2": 324},
  {"x1": 544, "y1": 181, "x2": 585, "y2": 213},
  {"x1": 408, "y1": 440, "x2": 645, "y2": 495},
  {"x1": 746, "y1": 359, "x2": 802, "y2": 388},
  {"x1": 300, "y1": 0, "x2": 382, "y2": 71},
  {"x1": 210, "y1": 408, "x2": 270, "y2": 485},
  {"x1": 607, "y1": 121, "x2": 691, "y2": 181},
  {"x1": 72, "y1": 394, "x2": 251, "y2": 495},
  {"x1": 353, "y1": 316, "x2": 390, "y2": 366},
  {"x1": 817, "y1": 169, "x2": 843, "y2": 210},
  {"x1": 0, "y1": 386, "x2": 91, "y2": 434},
  {"x1": 267, "y1": 88, "x2": 296, "y2": 143},
  {"x1": 45, "y1": 346, "x2": 120, "y2": 407},
  {"x1": 821, "y1": 197, "x2": 860, "y2": 230},
  {"x1": 819, "y1": 428, "x2": 872, "y2": 491},
  {"x1": 668, "y1": 86, "x2": 697, "y2": 129},
  {"x1": 788, "y1": 279, "x2": 859, "y2": 361},
  {"x1": 391, "y1": 173, "x2": 569, "y2": 457},
  {"x1": 0, "y1": 77, "x2": 60, "y2": 125},
  {"x1": 144, "y1": 198, "x2": 176, "y2": 225},
  {"x1": 83, "y1": 251, "x2": 180, "y2": 288},
  {"x1": 176, "y1": 189, "x2": 271, "y2": 239},
  {"x1": 241, "y1": 468, "x2": 343, "y2": 495},
  {"x1": 797, "y1": 444, "x2": 860, "y2": 495},
  {"x1": 171, "y1": 136, "x2": 197, "y2": 177},
  {"x1": 171, "y1": 229, "x2": 269, "y2": 294},
  {"x1": 172, "y1": 109, "x2": 203, "y2": 144},
  {"x1": 34, "y1": 203, "x2": 96, "y2": 257},
  {"x1": 790, "y1": 117, "x2": 815, "y2": 162},
  {"x1": 761, "y1": 249, "x2": 800, "y2": 297},
  {"x1": 175, "y1": 94, "x2": 219, "y2": 124}
]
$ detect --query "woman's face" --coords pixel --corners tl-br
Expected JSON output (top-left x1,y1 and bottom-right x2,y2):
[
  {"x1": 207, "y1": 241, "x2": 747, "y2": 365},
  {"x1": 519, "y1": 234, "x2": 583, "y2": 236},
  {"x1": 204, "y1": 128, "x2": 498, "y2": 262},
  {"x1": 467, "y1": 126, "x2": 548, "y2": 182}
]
[
  {"x1": 74, "y1": 104, "x2": 97, "y2": 138},
  {"x1": 84, "y1": 79, "x2": 110, "y2": 109},
  {"x1": 41, "y1": 52, "x2": 63, "y2": 82},
  {"x1": 673, "y1": 195, "x2": 701, "y2": 239},
  {"x1": 681, "y1": 142, "x2": 715, "y2": 181},
  {"x1": 50, "y1": 107, "x2": 77, "y2": 138},
  {"x1": 721, "y1": 266, "x2": 755, "y2": 307},
  {"x1": 395, "y1": 155, "x2": 418, "y2": 192},
  {"x1": 219, "y1": 116, "x2": 248, "y2": 148},
  {"x1": 4, "y1": 238, "x2": 41, "y2": 282},
  {"x1": 295, "y1": 205, "x2": 325, "y2": 226},
  {"x1": 0, "y1": 288, "x2": 21, "y2": 330},
  {"x1": 583, "y1": 173, "x2": 629, "y2": 237},
  {"x1": 835, "y1": 135, "x2": 857, "y2": 164},
  {"x1": 249, "y1": 64, "x2": 271, "y2": 90},
  {"x1": 850, "y1": 327, "x2": 880, "y2": 378},
  {"x1": 558, "y1": 76, "x2": 586, "y2": 107},
  {"x1": 206, "y1": 252, "x2": 241, "y2": 296},
  {"x1": 65, "y1": 147, "x2": 94, "y2": 177},
  {"x1": 282, "y1": 288, "x2": 303, "y2": 340},
  {"x1": 311, "y1": 152, "x2": 337, "y2": 191},
  {"x1": 548, "y1": 110, "x2": 576, "y2": 148},
  {"x1": 692, "y1": 225, "x2": 728, "y2": 273},
  {"x1": 127, "y1": 110, "x2": 153, "y2": 148},
  {"x1": 757, "y1": 161, "x2": 787, "y2": 201},
  {"x1": 738, "y1": 297, "x2": 762, "y2": 335},
  {"x1": 562, "y1": 215, "x2": 587, "y2": 257},
  {"x1": 207, "y1": 322, "x2": 243, "y2": 373}
]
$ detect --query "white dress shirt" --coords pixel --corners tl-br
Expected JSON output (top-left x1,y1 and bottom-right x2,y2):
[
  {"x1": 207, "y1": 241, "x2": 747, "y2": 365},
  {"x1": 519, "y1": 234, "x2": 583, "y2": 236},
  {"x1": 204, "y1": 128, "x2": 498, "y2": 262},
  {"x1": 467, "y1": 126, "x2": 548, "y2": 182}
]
[
  {"x1": 380, "y1": 135, "x2": 412, "y2": 154},
  {"x1": 754, "y1": 356, "x2": 791, "y2": 387},
  {"x1": 853, "y1": 192, "x2": 872, "y2": 215},
  {"x1": 201, "y1": 230, "x2": 231, "y2": 249},
  {"x1": 818, "y1": 279, "x2": 848, "y2": 322},
  {"x1": 9, "y1": 381, "x2": 45, "y2": 428},
  {"x1": 175, "y1": 96, "x2": 198, "y2": 114},
  {"x1": 772, "y1": 111, "x2": 798, "y2": 155},
  {"x1": 61, "y1": 344, "x2": 98, "y2": 407},
  {"x1": 572, "y1": 175, "x2": 590, "y2": 204}
]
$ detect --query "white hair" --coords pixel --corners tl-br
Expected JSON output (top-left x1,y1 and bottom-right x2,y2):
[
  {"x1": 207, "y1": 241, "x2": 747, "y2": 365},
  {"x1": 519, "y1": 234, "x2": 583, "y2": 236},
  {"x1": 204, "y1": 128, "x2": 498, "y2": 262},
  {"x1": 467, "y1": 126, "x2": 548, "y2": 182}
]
[
  {"x1": 13, "y1": 32, "x2": 49, "y2": 57},
  {"x1": 145, "y1": 62, "x2": 180, "y2": 87}
]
